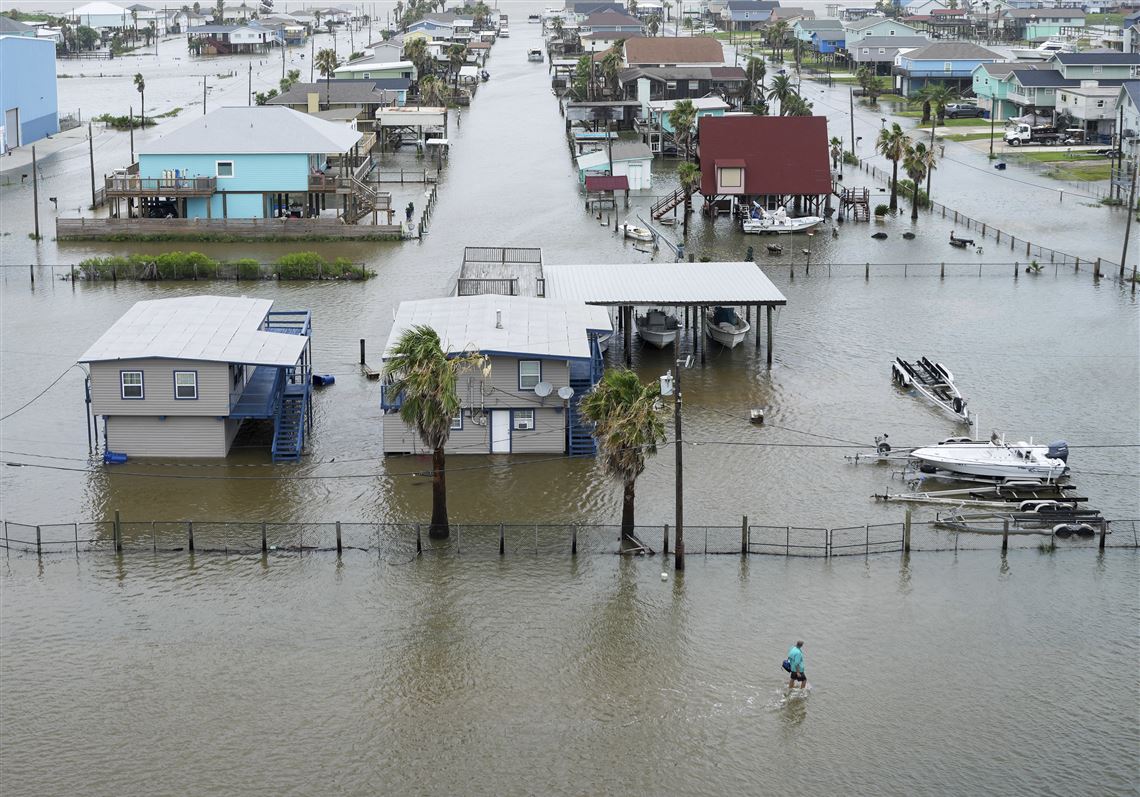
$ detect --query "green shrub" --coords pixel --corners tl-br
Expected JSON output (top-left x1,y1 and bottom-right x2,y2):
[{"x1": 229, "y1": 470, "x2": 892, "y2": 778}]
[
  {"x1": 874, "y1": 203, "x2": 890, "y2": 217},
  {"x1": 842, "y1": 152, "x2": 859, "y2": 166},
  {"x1": 896, "y1": 179, "x2": 930, "y2": 209},
  {"x1": 276, "y1": 251, "x2": 325, "y2": 279},
  {"x1": 231, "y1": 258, "x2": 263, "y2": 280}
]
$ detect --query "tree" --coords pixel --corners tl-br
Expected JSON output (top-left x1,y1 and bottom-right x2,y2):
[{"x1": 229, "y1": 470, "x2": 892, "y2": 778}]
[
  {"x1": 856, "y1": 64, "x2": 880, "y2": 102},
  {"x1": 647, "y1": 13, "x2": 660, "y2": 36},
  {"x1": 876, "y1": 122, "x2": 910, "y2": 212},
  {"x1": 404, "y1": 36, "x2": 431, "y2": 79},
  {"x1": 314, "y1": 48, "x2": 340, "y2": 109},
  {"x1": 829, "y1": 136, "x2": 843, "y2": 170},
  {"x1": 765, "y1": 74, "x2": 795, "y2": 115},
  {"x1": 914, "y1": 82, "x2": 957, "y2": 198},
  {"x1": 133, "y1": 73, "x2": 146, "y2": 126},
  {"x1": 551, "y1": 15, "x2": 564, "y2": 39},
  {"x1": 382, "y1": 325, "x2": 485, "y2": 539},
  {"x1": 783, "y1": 93, "x2": 813, "y2": 116},
  {"x1": 418, "y1": 74, "x2": 445, "y2": 105},
  {"x1": 668, "y1": 98, "x2": 698, "y2": 160},
  {"x1": 903, "y1": 140, "x2": 936, "y2": 220},
  {"x1": 744, "y1": 56, "x2": 766, "y2": 106},
  {"x1": 447, "y1": 43, "x2": 467, "y2": 87},
  {"x1": 601, "y1": 42, "x2": 624, "y2": 97},
  {"x1": 279, "y1": 68, "x2": 301, "y2": 93},
  {"x1": 571, "y1": 54, "x2": 592, "y2": 101},
  {"x1": 214, "y1": 0, "x2": 224, "y2": 23},
  {"x1": 770, "y1": 20, "x2": 790, "y2": 60},
  {"x1": 76, "y1": 25, "x2": 99, "y2": 50},
  {"x1": 578, "y1": 368, "x2": 666, "y2": 543},
  {"x1": 678, "y1": 161, "x2": 700, "y2": 238},
  {"x1": 628, "y1": 0, "x2": 638, "y2": 16}
]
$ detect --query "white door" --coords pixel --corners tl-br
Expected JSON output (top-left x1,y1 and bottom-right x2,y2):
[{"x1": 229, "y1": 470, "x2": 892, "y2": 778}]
[
  {"x1": 627, "y1": 163, "x2": 642, "y2": 190},
  {"x1": 4, "y1": 108, "x2": 18, "y2": 148},
  {"x1": 491, "y1": 410, "x2": 510, "y2": 453}
]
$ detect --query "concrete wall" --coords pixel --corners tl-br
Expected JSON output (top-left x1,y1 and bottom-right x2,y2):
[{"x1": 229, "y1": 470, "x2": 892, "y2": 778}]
[
  {"x1": 89, "y1": 358, "x2": 231, "y2": 416},
  {"x1": 105, "y1": 415, "x2": 237, "y2": 457},
  {"x1": 0, "y1": 36, "x2": 58, "y2": 148}
]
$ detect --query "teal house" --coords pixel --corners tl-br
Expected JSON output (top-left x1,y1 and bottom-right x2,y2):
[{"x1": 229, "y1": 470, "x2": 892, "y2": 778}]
[
  {"x1": 1001, "y1": 9, "x2": 1084, "y2": 42},
  {"x1": 971, "y1": 63, "x2": 1043, "y2": 120},
  {"x1": 129, "y1": 106, "x2": 362, "y2": 219},
  {"x1": 1047, "y1": 52, "x2": 1140, "y2": 81}
]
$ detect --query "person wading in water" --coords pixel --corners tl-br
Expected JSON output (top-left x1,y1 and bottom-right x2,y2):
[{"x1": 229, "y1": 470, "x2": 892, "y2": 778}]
[{"x1": 787, "y1": 640, "x2": 806, "y2": 690}]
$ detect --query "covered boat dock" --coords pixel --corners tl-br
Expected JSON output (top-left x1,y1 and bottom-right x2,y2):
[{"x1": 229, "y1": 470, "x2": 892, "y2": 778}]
[{"x1": 541, "y1": 262, "x2": 787, "y2": 367}]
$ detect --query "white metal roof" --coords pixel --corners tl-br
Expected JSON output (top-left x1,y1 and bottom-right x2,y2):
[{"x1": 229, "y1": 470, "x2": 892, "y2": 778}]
[
  {"x1": 542, "y1": 262, "x2": 788, "y2": 305},
  {"x1": 137, "y1": 106, "x2": 361, "y2": 156},
  {"x1": 647, "y1": 97, "x2": 730, "y2": 112},
  {"x1": 78, "y1": 296, "x2": 308, "y2": 367},
  {"x1": 383, "y1": 296, "x2": 613, "y2": 361},
  {"x1": 335, "y1": 59, "x2": 414, "y2": 74},
  {"x1": 71, "y1": 1, "x2": 127, "y2": 15}
]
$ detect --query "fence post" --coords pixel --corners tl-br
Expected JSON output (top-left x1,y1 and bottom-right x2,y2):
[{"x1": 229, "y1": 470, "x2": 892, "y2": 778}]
[
  {"x1": 1075, "y1": 257, "x2": 1080, "y2": 273},
  {"x1": 864, "y1": 524, "x2": 869, "y2": 556},
  {"x1": 35, "y1": 525, "x2": 42, "y2": 557},
  {"x1": 741, "y1": 515, "x2": 748, "y2": 555},
  {"x1": 662, "y1": 523, "x2": 669, "y2": 556},
  {"x1": 499, "y1": 522, "x2": 505, "y2": 556},
  {"x1": 1001, "y1": 519, "x2": 1009, "y2": 553},
  {"x1": 336, "y1": 521, "x2": 342, "y2": 556},
  {"x1": 456, "y1": 524, "x2": 461, "y2": 555},
  {"x1": 114, "y1": 509, "x2": 122, "y2": 552},
  {"x1": 1094, "y1": 258, "x2": 1101, "y2": 280},
  {"x1": 76, "y1": 522, "x2": 81, "y2": 553},
  {"x1": 572, "y1": 526, "x2": 578, "y2": 555},
  {"x1": 416, "y1": 524, "x2": 422, "y2": 554},
  {"x1": 1014, "y1": 262, "x2": 1018, "y2": 279},
  {"x1": 786, "y1": 525, "x2": 790, "y2": 556},
  {"x1": 359, "y1": 338, "x2": 366, "y2": 365},
  {"x1": 261, "y1": 522, "x2": 268, "y2": 553},
  {"x1": 188, "y1": 521, "x2": 195, "y2": 552},
  {"x1": 1099, "y1": 519, "x2": 1107, "y2": 551},
  {"x1": 904, "y1": 509, "x2": 912, "y2": 553},
  {"x1": 865, "y1": 262, "x2": 869, "y2": 280},
  {"x1": 940, "y1": 261, "x2": 945, "y2": 278},
  {"x1": 151, "y1": 520, "x2": 157, "y2": 553}
]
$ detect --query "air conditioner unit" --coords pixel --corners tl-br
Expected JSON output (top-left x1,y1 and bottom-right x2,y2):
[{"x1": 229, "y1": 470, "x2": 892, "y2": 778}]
[
  {"x1": 1123, "y1": 128, "x2": 1137, "y2": 139},
  {"x1": 516, "y1": 418, "x2": 535, "y2": 430}
]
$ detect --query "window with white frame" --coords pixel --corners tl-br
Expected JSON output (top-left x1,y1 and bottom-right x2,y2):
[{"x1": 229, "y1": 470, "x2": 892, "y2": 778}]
[
  {"x1": 451, "y1": 412, "x2": 463, "y2": 430},
  {"x1": 513, "y1": 409, "x2": 535, "y2": 430},
  {"x1": 862, "y1": 47, "x2": 869, "y2": 54},
  {"x1": 121, "y1": 370, "x2": 144, "y2": 399},
  {"x1": 216, "y1": 160, "x2": 235, "y2": 178},
  {"x1": 174, "y1": 371, "x2": 198, "y2": 400},
  {"x1": 689, "y1": 80, "x2": 700, "y2": 90},
  {"x1": 518, "y1": 360, "x2": 541, "y2": 390},
  {"x1": 944, "y1": 61, "x2": 953, "y2": 72},
  {"x1": 879, "y1": 47, "x2": 885, "y2": 54}
]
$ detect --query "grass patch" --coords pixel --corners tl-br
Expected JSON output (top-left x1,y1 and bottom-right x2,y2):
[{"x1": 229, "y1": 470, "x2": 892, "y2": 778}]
[
  {"x1": 1045, "y1": 163, "x2": 1112, "y2": 181},
  {"x1": 1018, "y1": 151, "x2": 1110, "y2": 163},
  {"x1": 910, "y1": 117, "x2": 990, "y2": 128},
  {"x1": 153, "y1": 107, "x2": 182, "y2": 119},
  {"x1": 1086, "y1": 12, "x2": 1124, "y2": 25},
  {"x1": 946, "y1": 132, "x2": 997, "y2": 142},
  {"x1": 76, "y1": 250, "x2": 377, "y2": 279},
  {"x1": 93, "y1": 113, "x2": 157, "y2": 130}
]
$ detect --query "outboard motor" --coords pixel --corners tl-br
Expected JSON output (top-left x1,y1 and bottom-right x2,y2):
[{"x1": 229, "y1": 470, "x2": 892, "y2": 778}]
[{"x1": 1046, "y1": 441, "x2": 1069, "y2": 462}]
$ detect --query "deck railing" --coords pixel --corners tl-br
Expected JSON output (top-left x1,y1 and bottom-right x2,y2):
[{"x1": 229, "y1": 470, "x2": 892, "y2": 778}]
[{"x1": 104, "y1": 175, "x2": 217, "y2": 196}]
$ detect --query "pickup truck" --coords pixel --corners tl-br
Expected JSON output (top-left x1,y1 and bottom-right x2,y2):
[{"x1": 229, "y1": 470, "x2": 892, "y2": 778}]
[
  {"x1": 944, "y1": 103, "x2": 984, "y2": 119},
  {"x1": 1004, "y1": 123, "x2": 1062, "y2": 146}
]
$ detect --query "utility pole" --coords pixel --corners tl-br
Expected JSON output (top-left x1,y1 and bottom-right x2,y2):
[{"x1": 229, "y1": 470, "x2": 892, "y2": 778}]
[
  {"x1": 88, "y1": 122, "x2": 96, "y2": 210},
  {"x1": 1121, "y1": 161, "x2": 1137, "y2": 283},
  {"x1": 282, "y1": 33, "x2": 286, "y2": 78},
  {"x1": 310, "y1": 33, "x2": 315, "y2": 81},
  {"x1": 673, "y1": 361, "x2": 685, "y2": 571},
  {"x1": 203, "y1": 75, "x2": 207, "y2": 114},
  {"x1": 248, "y1": 62, "x2": 252, "y2": 105},
  {"x1": 31, "y1": 145, "x2": 40, "y2": 240},
  {"x1": 989, "y1": 102, "x2": 996, "y2": 158},
  {"x1": 849, "y1": 87, "x2": 856, "y2": 159},
  {"x1": 129, "y1": 106, "x2": 134, "y2": 163}
]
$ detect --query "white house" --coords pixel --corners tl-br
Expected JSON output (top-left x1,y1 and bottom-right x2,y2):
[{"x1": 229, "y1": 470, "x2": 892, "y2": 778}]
[
  {"x1": 1117, "y1": 82, "x2": 1139, "y2": 160},
  {"x1": 1056, "y1": 81, "x2": 1121, "y2": 138},
  {"x1": 71, "y1": 1, "x2": 130, "y2": 29},
  {"x1": 576, "y1": 141, "x2": 653, "y2": 189}
]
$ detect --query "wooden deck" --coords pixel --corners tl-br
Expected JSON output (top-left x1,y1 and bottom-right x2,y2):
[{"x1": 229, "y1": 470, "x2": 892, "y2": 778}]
[{"x1": 457, "y1": 247, "x2": 545, "y2": 297}]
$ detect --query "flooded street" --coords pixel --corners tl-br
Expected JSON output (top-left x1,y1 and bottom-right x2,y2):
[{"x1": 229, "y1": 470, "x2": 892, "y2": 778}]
[{"x1": 1, "y1": 9, "x2": 1138, "y2": 795}]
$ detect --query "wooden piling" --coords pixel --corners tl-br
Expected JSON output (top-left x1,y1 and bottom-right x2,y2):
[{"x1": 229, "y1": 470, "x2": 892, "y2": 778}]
[
  {"x1": 662, "y1": 523, "x2": 669, "y2": 556},
  {"x1": 336, "y1": 521, "x2": 342, "y2": 555},
  {"x1": 865, "y1": 262, "x2": 870, "y2": 280},
  {"x1": 359, "y1": 338, "x2": 366, "y2": 365},
  {"x1": 31, "y1": 146, "x2": 40, "y2": 243},
  {"x1": 571, "y1": 526, "x2": 578, "y2": 555},
  {"x1": 766, "y1": 306, "x2": 773, "y2": 368},
  {"x1": 114, "y1": 509, "x2": 122, "y2": 552},
  {"x1": 1001, "y1": 519, "x2": 1009, "y2": 553},
  {"x1": 1075, "y1": 257, "x2": 1080, "y2": 272},
  {"x1": 940, "y1": 261, "x2": 945, "y2": 278},
  {"x1": 1099, "y1": 519, "x2": 1107, "y2": 551},
  {"x1": 416, "y1": 524, "x2": 422, "y2": 554},
  {"x1": 35, "y1": 525, "x2": 42, "y2": 557},
  {"x1": 499, "y1": 523, "x2": 505, "y2": 555},
  {"x1": 261, "y1": 522, "x2": 268, "y2": 553},
  {"x1": 188, "y1": 521, "x2": 195, "y2": 552},
  {"x1": 741, "y1": 515, "x2": 748, "y2": 555},
  {"x1": 904, "y1": 509, "x2": 911, "y2": 553},
  {"x1": 1094, "y1": 258, "x2": 1101, "y2": 279}
]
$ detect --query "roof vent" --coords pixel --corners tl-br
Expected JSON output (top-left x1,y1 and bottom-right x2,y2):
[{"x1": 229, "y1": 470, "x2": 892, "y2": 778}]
[{"x1": 495, "y1": 309, "x2": 502, "y2": 329}]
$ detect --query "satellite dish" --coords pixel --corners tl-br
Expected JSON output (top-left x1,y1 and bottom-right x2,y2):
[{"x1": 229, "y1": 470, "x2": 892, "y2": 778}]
[
  {"x1": 534, "y1": 381, "x2": 553, "y2": 397},
  {"x1": 557, "y1": 386, "x2": 575, "y2": 400}
]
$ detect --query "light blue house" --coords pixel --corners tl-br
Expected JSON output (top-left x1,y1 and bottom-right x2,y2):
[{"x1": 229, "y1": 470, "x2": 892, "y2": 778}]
[
  {"x1": 811, "y1": 30, "x2": 845, "y2": 55},
  {"x1": 794, "y1": 19, "x2": 845, "y2": 52},
  {"x1": 893, "y1": 41, "x2": 1002, "y2": 97},
  {"x1": 130, "y1": 106, "x2": 362, "y2": 219},
  {"x1": 646, "y1": 97, "x2": 728, "y2": 133},
  {"x1": 842, "y1": 16, "x2": 921, "y2": 46},
  {"x1": 0, "y1": 35, "x2": 59, "y2": 149}
]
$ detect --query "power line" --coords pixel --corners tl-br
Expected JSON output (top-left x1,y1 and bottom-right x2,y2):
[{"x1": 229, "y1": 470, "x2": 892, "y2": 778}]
[{"x1": 0, "y1": 366, "x2": 82, "y2": 423}]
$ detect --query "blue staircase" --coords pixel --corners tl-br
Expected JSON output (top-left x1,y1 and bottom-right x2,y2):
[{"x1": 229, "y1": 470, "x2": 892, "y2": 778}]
[
  {"x1": 271, "y1": 381, "x2": 309, "y2": 462},
  {"x1": 566, "y1": 336, "x2": 604, "y2": 457}
]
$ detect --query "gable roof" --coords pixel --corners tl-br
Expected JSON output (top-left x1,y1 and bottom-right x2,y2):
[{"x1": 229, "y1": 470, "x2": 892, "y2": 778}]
[
  {"x1": 698, "y1": 116, "x2": 830, "y2": 196},
  {"x1": 726, "y1": 0, "x2": 779, "y2": 9},
  {"x1": 1122, "y1": 81, "x2": 1140, "y2": 109},
  {"x1": 771, "y1": 8, "x2": 814, "y2": 20},
  {"x1": 586, "y1": 9, "x2": 643, "y2": 26},
  {"x1": 899, "y1": 41, "x2": 1001, "y2": 61},
  {"x1": 1004, "y1": 7, "x2": 1084, "y2": 17},
  {"x1": 0, "y1": 16, "x2": 36, "y2": 33},
  {"x1": 1052, "y1": 52, "x2": 1140, "y2": 66},
  {"x1": 268, "y1": 79, "x2": 411, "y2": 105},
  {"x1": 797, "y1": 19, "x2": 846, "y2": 32},
  {"x1": 855, "y1": 35, "x2": 931, "y2": 47},
  {"x1": 570, "y1": 1, "x2": 624, "y2": 13},
  {"x1": 845, "y1": 16, "x2": 918, "y2": 30},
  {"x1": 383, "y1": 296, "x2": 612, "y2": 361},
  {"x1": 618, "y1": 65, "x2": 746, "y2": 82},
  {"x1": 978, "y1": 62, "x2": 1043, "y2": 78},
  {"x1": 138, "y1": 106, "x2": 361, "y2": 155},
  {"x1": 78, "y1": 296, "x2": 308, "y2": 368},
  {"x1": 623, "y1": 36, "x2": 724, "y2": 65},
  {"x1": 71, "y1": 2, "x2": 128, "y2": 16}
]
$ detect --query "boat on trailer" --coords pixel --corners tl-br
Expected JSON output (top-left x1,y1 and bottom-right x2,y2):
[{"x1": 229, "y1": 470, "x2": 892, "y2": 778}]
[
  {"x1": 527, "y1": 48, "x2": 544, "y2": 61},
  {"x1": 705, "y1": 306, "x2": 750, "y2": 348},
  {"x1": 909, "y1": 437, "x2": 1070, "y2": 483},
  {"x1": 620, "y1": 222, "x2": 654, "y2": 242},
  {"x1": 636, "y1": 309, "x2": 680, "y2": 348},
  {"x1": 741, "y1": 205, "x2": 823, "y2": 235},
  {"x1": 892, "y1": 356, "x2": 970, "y2": 424}
]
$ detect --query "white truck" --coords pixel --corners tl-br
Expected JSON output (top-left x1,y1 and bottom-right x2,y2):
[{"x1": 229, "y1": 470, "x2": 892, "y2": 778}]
[{"x1": 1003, "y1": 123, "x2": 1062, "y2": 146}]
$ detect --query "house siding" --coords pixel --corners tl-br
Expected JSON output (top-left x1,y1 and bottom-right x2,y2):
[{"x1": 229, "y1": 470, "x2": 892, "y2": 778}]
[
  {"x1": 0, "y1": 37, "x2": 59, "y2": 147},
  {"x1": 381, "y1": 408, "x2": 566, "y2": 454},
  {"x1": 105, "y1": 415, "x2": 232, "y2": 457},
  {"x1": 89, "y1": 359, "x2": 231, "y2": 416},
  {"x1": 138, "y1": 152, "x2": 310, "y2": 219}
]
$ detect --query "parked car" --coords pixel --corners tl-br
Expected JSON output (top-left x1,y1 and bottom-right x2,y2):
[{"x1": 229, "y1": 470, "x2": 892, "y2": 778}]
[{"x1": 944, "y1": 103, "x2": 985, "y2": 119}]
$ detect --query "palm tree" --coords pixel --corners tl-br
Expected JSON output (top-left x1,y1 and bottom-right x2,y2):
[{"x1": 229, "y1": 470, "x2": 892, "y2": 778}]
[
  {"x1": 903, "y1": 141, "x2": 936, "y2": 220},
  {"x1": 404, "y1": 36, "x2": 430, "y2": 79},
  {"x1": 770, "y1": 20, "x2": 789, "y2": 60},
  {"x1": 601, "y1": 43, "x2": 624, "y2": 97},
  {"x1": 744, "y1": 56, "x2": 766, "y2": 106},
  {"x1": 766, "y1": 74, "x2": 795, "y2": 115},
  {"x1": 578, "y1": 368, "x2": 667, "y2": 543},
  {"x1": 382, "y1": 325, "x2": 485, "y2": 539},
  {"x1": 783, "y1": 93, "x2": 813, "y2": 116},
  {"x1": 678, "y1": 161, "x2": 701, "y2": 238},
  {"x1": 447, "y1": 43, "x2": 467, "y2": 87},
  {"x1": 551, "y1": 15, "x2": 564, "y2": 39},
  {"x1": 133, "y1": 73, "x2": 145, "y2": 126},
  {"x1": 418, "y1": 74, "x2": 445, "y2": 105},
  {"x1": 829, "y1": 136, "x2": 843, "y2": 170},
  {"x1": 647, "y1": 13, "x2": 660, "y2": 36},
  {"x1": 315, "y1": 48, "x2": 339, "y2": 109},
  {"x1": 876, "y1": 122, "x2": 910, "y2": 212},
  {"x1": 667, "y1": 98, "x2": 698, "y2": 160},
  {"x1": 915, "y1": 82, "x2": 957, "y2": 198}
]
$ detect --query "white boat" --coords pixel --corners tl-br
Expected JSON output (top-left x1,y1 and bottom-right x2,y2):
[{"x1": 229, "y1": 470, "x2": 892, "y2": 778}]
[
  {"x1": 498, "y1": 26, "x2": 510, "y2": 37},
  {"x1": 620, "y1": 223, "x2": 654, "y2": 242},
  {"x1": 892, "y1": 356, "x2": 970, "y2": 424},
  {"x1": 636, "y1": 309, "x2": 680, "y2": 348},
  {"x1": 1010, "y1": 39, "x2": 1074, "y2": 60},
  {"x1": 741, "y1": 205, "x2": 823, "y2": 235},
  {"x1": 527, "y1": 48, "x2": 544, "y2": 61},
  {"x1": 910, "y1": 437, "x2": 1070, "y2": 483},
  {"x1": 527, "y1": 13, "x2": 541, "y2": 22},
  {"x1": 705, "y1": 306, "x2": 750, "y2": 348}
]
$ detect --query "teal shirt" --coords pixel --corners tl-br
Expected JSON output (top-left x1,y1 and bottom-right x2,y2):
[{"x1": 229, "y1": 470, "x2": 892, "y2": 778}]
[{"x1": 788, "y1": 645, "x2": 804, "y2": 673}]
